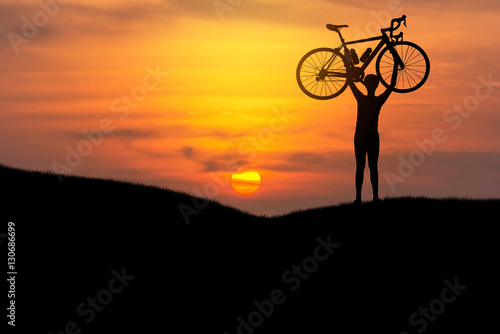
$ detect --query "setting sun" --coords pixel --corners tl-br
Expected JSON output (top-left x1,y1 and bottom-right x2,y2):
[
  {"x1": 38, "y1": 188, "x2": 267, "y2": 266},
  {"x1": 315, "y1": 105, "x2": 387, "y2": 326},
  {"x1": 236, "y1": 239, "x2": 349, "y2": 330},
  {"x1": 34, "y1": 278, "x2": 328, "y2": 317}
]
[{"x1": 231, "y1": 171, "x2": 262, "y2": 195}]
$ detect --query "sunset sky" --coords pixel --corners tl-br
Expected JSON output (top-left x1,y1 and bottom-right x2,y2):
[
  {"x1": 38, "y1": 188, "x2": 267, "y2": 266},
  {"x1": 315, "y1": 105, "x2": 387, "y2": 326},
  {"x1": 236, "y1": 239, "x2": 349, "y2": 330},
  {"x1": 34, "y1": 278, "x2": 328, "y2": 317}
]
[{"x1": 1, "y1": 0, "x2": 500, "y2": 215}]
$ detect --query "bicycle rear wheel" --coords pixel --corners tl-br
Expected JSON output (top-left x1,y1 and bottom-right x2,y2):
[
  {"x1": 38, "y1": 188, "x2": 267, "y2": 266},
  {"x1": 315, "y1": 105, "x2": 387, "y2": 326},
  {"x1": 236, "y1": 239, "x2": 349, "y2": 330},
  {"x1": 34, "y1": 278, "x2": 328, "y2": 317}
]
[
  {"x1": 376, "y1": 41, "x2": 430, "y2": 93},
  {"x1": 296, "y1": 47, "x2": 348, "y2": 100}
]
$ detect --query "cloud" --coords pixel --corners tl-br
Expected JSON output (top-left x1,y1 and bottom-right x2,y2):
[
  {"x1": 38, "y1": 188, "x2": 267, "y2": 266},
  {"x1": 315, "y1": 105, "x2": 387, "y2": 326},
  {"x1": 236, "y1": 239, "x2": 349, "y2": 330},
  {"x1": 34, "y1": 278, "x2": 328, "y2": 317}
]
[
  {"x1": 179, "y1": 146, "x2": 195, "y2": 159},
  {"x1": 201, "y1": 158, "x2": 249, "y2": 172},
  {"x1": 331, "y1": 0, "x2": 500, "y2": 12},
  {"x1": 184, "y1": 129, "x2": 249, "y2": 140},
  {"x1": 0, "y1": 3, "x2": 62, "y2": 52},
  {"x1": 262, "y1": 151, "x2": 353, "y2": 172},
  {"x1": 259, "y1": 149, "x2": 500, "y2": 203},
  {"x1": 202, "y1": 159, "x2": 220, "y2": 172},
  {"x1": 109, "y1": 129, "x2": 158, "y2": 139},
  {"x1": 63, "y1": 128, "x2": 158, "y2": 142},
  {"x1": 208, "y1": 129, "x2": 248, "y2": 139},
  {"x1": 0, "y1": 0, "x2": 173, "y2": 52},
  {"x1": 323, "y1": 130, "x2": 348, "y2": 140},
  {"x1": 178, "y1": 145, "x2": 251, "y2": 172},
  {"x1": 165, "y1": 0, "x2": 342, "y2": 27},
  {"x1": 380, "y1": 150, "x2": 500, "y2": 197}
]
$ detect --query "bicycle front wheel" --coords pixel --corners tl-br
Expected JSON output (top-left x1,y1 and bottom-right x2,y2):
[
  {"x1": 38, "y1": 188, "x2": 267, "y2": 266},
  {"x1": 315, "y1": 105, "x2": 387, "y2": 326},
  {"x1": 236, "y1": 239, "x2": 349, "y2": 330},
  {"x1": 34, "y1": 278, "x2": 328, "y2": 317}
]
[
  {"x1": 296, "y1": 47, "x2": 348, "y2": 100},
  {"x1": 376, "y1": 41, "x2": 430, "y2": 93}
]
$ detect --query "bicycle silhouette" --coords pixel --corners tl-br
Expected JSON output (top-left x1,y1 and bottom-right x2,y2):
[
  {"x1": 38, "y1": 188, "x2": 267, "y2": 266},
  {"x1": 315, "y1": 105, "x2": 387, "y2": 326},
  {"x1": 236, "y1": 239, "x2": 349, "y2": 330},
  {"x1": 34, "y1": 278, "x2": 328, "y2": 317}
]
[{"x1": 297, "y1": 15, "x2": 430, "y2": 100}]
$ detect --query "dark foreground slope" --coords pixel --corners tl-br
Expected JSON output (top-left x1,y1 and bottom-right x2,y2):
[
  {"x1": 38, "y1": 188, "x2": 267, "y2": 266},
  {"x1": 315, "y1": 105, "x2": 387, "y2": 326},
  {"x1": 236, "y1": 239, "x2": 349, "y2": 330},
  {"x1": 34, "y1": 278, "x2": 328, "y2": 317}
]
[{"x1": 1, "y1": 164, "x2": 498, "y2": 334}]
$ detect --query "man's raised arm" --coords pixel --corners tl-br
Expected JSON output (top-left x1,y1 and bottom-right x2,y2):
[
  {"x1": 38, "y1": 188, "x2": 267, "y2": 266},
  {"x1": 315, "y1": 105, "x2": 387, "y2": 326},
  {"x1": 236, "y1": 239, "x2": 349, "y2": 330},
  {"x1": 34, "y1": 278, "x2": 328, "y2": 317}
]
[
  {"x1": 346, "y1": 69, "x2": 363, "y2": 101},
  {"x1": 379, "y1": 60, "x2": 399, "y2": 103}
]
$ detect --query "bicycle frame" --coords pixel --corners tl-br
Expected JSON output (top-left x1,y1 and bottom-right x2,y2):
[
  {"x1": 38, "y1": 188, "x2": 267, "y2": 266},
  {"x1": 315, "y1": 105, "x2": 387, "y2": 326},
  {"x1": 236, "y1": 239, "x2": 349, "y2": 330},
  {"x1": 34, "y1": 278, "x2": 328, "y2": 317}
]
[{"x1": 324, "y1": 31, "x2": 404, "y2": 78}]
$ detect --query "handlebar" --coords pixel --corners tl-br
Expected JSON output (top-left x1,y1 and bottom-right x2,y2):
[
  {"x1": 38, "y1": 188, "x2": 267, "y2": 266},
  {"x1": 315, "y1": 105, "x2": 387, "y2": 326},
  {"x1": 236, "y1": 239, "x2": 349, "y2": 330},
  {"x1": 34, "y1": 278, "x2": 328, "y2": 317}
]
[
  {"x1": 391, "y1": 15, "x2": 407, "y2": 31},
  {"x1": 381, "y1": 15, "x2": 407, "y2": 42}
]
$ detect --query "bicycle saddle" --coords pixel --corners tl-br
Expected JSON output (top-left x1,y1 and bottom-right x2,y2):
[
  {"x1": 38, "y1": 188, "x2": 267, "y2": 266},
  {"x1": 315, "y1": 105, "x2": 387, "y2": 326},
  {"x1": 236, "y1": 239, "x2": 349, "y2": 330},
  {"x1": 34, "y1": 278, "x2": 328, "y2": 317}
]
[{"x1": 326, "y1": 24, "x2": 348, "y2": 32}]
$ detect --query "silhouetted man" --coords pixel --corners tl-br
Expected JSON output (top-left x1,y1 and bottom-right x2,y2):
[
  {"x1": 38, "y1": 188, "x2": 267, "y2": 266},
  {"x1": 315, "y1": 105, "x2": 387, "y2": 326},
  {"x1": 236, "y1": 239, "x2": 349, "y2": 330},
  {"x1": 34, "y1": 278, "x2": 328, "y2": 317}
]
[{"x1": 347, "y1": 61, "x2": 398, "y2": 204}]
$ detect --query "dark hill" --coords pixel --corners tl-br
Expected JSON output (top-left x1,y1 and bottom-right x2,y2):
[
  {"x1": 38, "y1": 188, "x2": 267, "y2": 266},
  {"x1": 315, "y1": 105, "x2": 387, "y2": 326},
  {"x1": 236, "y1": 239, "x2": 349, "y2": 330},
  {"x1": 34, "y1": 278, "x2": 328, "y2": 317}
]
[{"x1": 1, "y1": 164, "x2": 498, "y2": 333}]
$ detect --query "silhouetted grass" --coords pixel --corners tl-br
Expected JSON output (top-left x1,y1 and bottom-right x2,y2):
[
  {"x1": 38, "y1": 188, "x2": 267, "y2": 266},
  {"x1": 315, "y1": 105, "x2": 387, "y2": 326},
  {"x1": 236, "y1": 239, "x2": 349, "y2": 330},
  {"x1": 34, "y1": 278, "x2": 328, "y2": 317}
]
[{"x1": 1, "y1": 163, "x2": 498, "y2": 334}]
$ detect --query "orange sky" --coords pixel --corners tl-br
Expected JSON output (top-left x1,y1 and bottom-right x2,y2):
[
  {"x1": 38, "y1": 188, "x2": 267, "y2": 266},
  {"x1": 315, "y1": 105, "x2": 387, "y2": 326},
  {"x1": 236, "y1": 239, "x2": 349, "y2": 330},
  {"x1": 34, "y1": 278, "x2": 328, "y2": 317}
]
[{"x1": 1, "y1": 0, "x2": 500, "y2": 215}]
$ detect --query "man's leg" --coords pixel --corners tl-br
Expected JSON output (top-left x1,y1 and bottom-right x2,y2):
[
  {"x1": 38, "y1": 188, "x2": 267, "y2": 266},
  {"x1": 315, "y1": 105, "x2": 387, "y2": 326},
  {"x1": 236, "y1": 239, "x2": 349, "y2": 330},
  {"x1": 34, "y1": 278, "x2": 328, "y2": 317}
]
[
  {"x1": 367, "y1": 134, "x2": 380, "y2": 201},
  {"x1": 354, "y1": 139, "x2": 366, "y2": 202}
]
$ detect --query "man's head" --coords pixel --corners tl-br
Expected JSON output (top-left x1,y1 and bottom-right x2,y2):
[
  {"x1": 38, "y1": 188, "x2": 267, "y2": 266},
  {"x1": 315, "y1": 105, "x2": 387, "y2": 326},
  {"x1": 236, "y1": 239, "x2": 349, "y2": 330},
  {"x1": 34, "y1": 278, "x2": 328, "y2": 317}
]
[{"x1": 363, "y1": 74, "x2": 379, "y2": 94}]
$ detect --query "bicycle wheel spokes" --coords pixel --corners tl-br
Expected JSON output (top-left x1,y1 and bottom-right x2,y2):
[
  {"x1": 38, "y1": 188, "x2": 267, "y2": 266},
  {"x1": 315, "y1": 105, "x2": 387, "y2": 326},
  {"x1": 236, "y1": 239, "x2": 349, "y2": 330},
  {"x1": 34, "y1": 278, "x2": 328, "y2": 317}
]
[
  {"x1": 376, "y1": 41, "x2": 430, "y2": 93},
  {"x1": 296, "y1": 48, "x2": 348, "y2": 100}
]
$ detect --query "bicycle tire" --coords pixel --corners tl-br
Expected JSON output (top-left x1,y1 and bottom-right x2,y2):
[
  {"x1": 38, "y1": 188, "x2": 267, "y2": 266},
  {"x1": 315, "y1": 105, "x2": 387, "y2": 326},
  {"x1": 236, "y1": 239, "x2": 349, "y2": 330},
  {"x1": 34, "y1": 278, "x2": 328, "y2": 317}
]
[
  {"x1": 296, "y1": 47, "x2": 348, "y2": 100},
  {"x1": 376, "y1": 41, "x2": 430, "y2": 93}
]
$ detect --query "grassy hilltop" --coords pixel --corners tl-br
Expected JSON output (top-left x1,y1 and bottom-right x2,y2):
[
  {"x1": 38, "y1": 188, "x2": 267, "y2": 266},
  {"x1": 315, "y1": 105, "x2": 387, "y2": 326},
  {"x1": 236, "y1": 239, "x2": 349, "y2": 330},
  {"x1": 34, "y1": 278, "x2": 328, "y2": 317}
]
[{"x1": 1, "y1": 164, "x2": 498, "y2": 333}]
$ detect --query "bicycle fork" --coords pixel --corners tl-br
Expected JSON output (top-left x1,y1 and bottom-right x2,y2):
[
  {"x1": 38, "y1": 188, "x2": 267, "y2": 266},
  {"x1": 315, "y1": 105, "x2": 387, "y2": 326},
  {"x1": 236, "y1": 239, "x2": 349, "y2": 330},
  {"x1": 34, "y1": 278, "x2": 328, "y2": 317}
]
[{"x1": 386, "y1": 43, "x2": 405, "y2": 70}]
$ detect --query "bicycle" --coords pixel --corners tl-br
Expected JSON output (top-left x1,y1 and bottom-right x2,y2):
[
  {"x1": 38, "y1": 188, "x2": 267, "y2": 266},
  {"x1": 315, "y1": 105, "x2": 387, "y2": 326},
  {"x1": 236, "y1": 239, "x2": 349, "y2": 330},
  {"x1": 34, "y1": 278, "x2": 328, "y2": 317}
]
[{"x1": 296, "y1": 15, "x2": 430, "y2": 100}]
